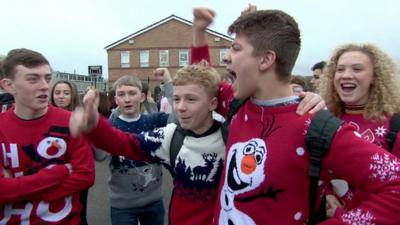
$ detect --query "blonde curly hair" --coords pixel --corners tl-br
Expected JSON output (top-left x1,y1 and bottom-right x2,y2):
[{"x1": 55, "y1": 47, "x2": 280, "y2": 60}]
[
  {"x1": 173, "y1": 60, "x2": 221, "y2": 98},
  {"x1": 319, "y1": 43, "x2": 400, "y2": 122}
]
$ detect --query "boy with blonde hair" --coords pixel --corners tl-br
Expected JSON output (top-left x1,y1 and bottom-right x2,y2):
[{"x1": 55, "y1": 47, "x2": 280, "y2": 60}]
[{"x1": 70, "y1": 62, "x2": 226, "y2": 225}]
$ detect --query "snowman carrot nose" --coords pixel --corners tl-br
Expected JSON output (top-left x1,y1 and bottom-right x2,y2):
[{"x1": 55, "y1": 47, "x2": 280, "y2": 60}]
[{"x1": 241, "y1": 154, "x2": 257, "y2": 174}]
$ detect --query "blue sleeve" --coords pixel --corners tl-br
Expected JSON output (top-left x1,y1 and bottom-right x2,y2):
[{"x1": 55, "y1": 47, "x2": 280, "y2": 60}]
[
  {"x1": 137, "y1": 128, "x2": 166, "y2": 163},
  {"x1": 147, "y1": 112, "x2": 169, "y2": 128}
]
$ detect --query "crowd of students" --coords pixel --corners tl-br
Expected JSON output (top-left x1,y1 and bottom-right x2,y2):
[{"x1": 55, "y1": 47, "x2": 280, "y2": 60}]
[{"x1": 1, "y1": 4, "x2": 400, "y2": 225}]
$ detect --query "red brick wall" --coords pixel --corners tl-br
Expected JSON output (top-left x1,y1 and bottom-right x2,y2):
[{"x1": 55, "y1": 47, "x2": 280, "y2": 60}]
[{"x1": 107, "y1": 18, "x2": 232, "y2": 91}]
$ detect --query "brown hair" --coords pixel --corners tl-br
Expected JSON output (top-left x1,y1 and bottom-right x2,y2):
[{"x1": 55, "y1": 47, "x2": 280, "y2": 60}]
[
  {"x1": 112, "y1": 75, "x2": 142, "y2": 91},
  {"x1": 112, "y1": 75, "x2": 144, "y2": 113},
  {"x1": 98, "y1": 92, "x2": 112, "y2": 117},
  {"x1": 320, "y1": 43, "x2": 400, "y2": 122},
  {"x1": 173, "y1": 60, "x2": 221, "y2": 98},
  {"x1": 290, "y1": 75, "x2": 309, "y2": 92},
  {"x1": 228, "y1": 10, "x2": 301, "y2": 81},
  {"x1": 2, "y1": 48, "x2": 49, "y2": 79},
  {"x1": 50, "y1": 80, "x2": 81, "y2": 111}
]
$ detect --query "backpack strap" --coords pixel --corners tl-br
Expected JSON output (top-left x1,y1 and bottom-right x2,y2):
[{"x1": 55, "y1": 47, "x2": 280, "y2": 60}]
[
  {"x1": 305, "y1": 110, "x2": 342, "y2": 225},
  {"x1": 386, "y1": 114, "x2": 400, "y2": 152},
  {"x1": 221, "y1": 98, "x2": 248, "y2": 144},
  {"x1": 169, "y1": 125, "x2": 186, "y2": 170}
]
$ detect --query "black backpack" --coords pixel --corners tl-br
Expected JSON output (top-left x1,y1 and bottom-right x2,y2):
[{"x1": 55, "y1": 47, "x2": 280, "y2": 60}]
[
  {"x1": 169, "y1": 98, "x2": 247, "y2": 169},
  {"x1": 386, "y1": 114, "x2": 400, "y2": 152}
]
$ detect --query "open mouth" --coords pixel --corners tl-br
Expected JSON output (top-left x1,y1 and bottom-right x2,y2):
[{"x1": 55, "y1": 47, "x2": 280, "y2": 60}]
[
  {"x1": 340, "y1": 83, "x2": 357, "y2": 93},
  {"x1": 226, "y1": 68, "x2": 237, "y2": 79},
  {"x1": 227, "y1": 150, "x2": 250, "y2": 191},
  {"x1": 38, "y1": 95, "x2": 48, "y2": 101}
]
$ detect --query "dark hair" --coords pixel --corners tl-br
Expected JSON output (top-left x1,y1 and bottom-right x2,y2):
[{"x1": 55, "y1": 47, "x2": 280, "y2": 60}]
[
  {"x1": 3, "y1": 48, "x2": 49, "y2": 79},
  {"x1": 228, "y1": 10, "x2": 301, "y2": 81},
  {"x1": 290, "y1": 75, "x2": 309, "y2": 92},
  {"x1": 141, "y1": 82, "x2": 149, "y2": 95},
  {"x1": 50, "y1": 80, "x2": 81, "y2": 111},
  {"x1": 0, "y1": 57, "x2": 4, "y2": 80},
  {"x1": 311, "y1": 61, "x2": 326, "y2": 71},
  {"x1": 98, "y1": 92, "x2": 112, "y2": 117}
]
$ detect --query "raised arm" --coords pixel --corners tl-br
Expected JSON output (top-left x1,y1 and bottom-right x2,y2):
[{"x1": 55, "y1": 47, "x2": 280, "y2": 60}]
[
  {"x1": 191, "y1": 7, "x2": 215, "y2": 64},
  {"x1": 69, "y1": 90, "x2": 150, "y2": 161}
]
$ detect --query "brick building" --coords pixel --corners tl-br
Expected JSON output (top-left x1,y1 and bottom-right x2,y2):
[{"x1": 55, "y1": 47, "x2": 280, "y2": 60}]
[{"x1": 104, "y1": 14, "x2": 233, "y2": 90}]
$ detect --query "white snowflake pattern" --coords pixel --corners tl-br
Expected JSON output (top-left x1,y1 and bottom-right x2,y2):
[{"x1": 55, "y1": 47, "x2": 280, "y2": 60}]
[
  {"x1": 303, "y1": 118, "x2": 312, "y2": 135},
  {"x1": 374, "y1": 126, "x2": 387, "y2": 137},
  {"x1": 342, "y1": 208, "x2": 376, "y2": 225},
  {"x1": 370, "y1": 153, "x2": 400, "y2": 182},
  {"x1": 345, "y1": 190, "x2": 354, "y2": 201},
  {"x1": 305, "y1": 118, "x2": 311, "y2": 127}
]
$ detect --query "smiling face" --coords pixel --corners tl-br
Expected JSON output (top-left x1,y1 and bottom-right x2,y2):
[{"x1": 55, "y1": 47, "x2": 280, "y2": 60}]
[
  {"x1": 225, "y1": 138, "x2": 267, "y2": 194},
  {"x1": 173, "y1": 83, "x2": 217, "y2": 134},
  {"x1": 333, "y1": 51, "x2": 374, "y2": 106},
  {"x1": 2, "y1": 64, "x2": 51, "y2": 119},
  {"x1": 52, "y1": 83, "x2": 72, "y2": 109},
  {"x1": 224, "y1": 33, "x2": 262, "y2": 99},
  {"x1": 114, "y1": 85, "x2": 144, "y2": 118}
]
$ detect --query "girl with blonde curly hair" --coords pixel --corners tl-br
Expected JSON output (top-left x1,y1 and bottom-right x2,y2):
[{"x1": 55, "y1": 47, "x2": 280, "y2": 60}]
[
  {"x1": 320, "y1": 43, "x2": 400, "y2": 123},
  {"x1": 320, "y1": 43, "x2": 400, "y2": 216}
]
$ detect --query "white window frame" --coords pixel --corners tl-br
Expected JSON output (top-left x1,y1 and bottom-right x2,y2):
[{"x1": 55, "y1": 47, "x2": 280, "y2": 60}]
[
  {"x1": 219, "y1": 48, "x2": 229, "y2": 65},
  {"x1": 178, "y1": 49, "x2": 189, "y2": 66},
  {"x1": 140, "y1": 50, "x2": 150, "y2": 67},
  {"x1": 159, "y1": 50, "x2": 169, "y2": 67},
  {"x1": 120, "y1": 51, "x2": 130, "y2": 68}
]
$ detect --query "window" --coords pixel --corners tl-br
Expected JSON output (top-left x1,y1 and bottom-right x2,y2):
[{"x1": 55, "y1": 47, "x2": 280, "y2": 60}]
[
  {"x1": 120, "y1": 51, "x2": 130, "y2": 68},
  {"x1": 219, "y1": 48, "x2": 229, "y2": 65},
  {"x1": 159, "y1": 50, "x2": 169, "y2": 67},
  {"x1": 178, "y1": 49, "x2": 189, "y2": 66},
  {"x1": 140, "y1": 50, "x2": 149, "y2": 67}
]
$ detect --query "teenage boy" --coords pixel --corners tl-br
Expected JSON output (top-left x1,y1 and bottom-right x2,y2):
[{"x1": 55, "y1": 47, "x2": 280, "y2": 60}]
[
  {"x1": 71, "y1": 63, "x2": 228, "y2": 225},
  {"x1": 193, "y1": 8, "x2": 400, "y2": 225},
  {"x1": 310, "y1": 61, "x2": 326, "y2": 92},
  {"x1": 0, "y1": 57, "x2": 14, "y2": 112},
  {"x1": 71, "y1": 60, "x2": 323, "y2": 225},
  {"x1": 0, "y1": 48, "x2": 95, "y2": 224},
  {"x1": 104, "y1": 72, "x2": 172, "y2": 225}
]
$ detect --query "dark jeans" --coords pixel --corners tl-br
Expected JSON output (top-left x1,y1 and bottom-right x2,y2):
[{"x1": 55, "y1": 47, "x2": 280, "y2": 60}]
[
  {"x1": 80, "y1": 189, "x2": 88, "y2": 225},
  {"x1": 111, "y1": 199, "x2": 164, "y2": 225}
]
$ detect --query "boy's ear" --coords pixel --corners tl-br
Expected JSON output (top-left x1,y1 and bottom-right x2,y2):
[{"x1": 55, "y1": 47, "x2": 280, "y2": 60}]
[
  {"x1": 140, "y1": 92, "x2": 145, "y2": 103},
  {"x1": 209, "y1": 97, "x2": 218, "y2": 111},
  {"x1": 259, "y1": 50, "x2": 276, "y2": 72},
  {"x1": 1, "y1": 79, "x2": 15, "y2": 95}
]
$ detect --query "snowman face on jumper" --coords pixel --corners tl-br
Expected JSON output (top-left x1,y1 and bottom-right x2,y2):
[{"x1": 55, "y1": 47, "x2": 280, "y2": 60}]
[
  {"x1": 226, "y1": 138, "x2": 267, "y2": 194},
  {"x1": 220, "y1": 138, "x2": 267, "y2": 225},
  {"x1": 37, "y1": 137, "x2": 67, "y2": 159}
]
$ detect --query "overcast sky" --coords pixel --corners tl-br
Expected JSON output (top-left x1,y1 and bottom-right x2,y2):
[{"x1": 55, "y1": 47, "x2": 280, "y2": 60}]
[{"x1": 1, "y1": 0, "x2": 399, "y2": 78}]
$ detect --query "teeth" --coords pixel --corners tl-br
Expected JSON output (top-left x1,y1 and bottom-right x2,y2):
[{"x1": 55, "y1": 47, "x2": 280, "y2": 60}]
[{"x1": 341, "y1": 83, "x2": 356, "y2": 88}]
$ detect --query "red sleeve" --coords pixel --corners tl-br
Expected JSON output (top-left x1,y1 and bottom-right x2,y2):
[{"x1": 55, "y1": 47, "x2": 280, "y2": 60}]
[
  {"x1": 216, "y1": 82, "x2": 235, "y2": 118},
  {"x1": 0, "y1": 164, "x2": 69, "y2": 204},
  {"x1": 85, "y1": 116, "x2": 149, "y2": 161},
  {"x1": 320, "y1": 125, "x2": 400, "y2": 224},
  {"x1": 190, "y1": 44, "x2": 210, "y2": 64},
  {"x1": 40, "y1": 134, "x2": 95, "y2": 202}
]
